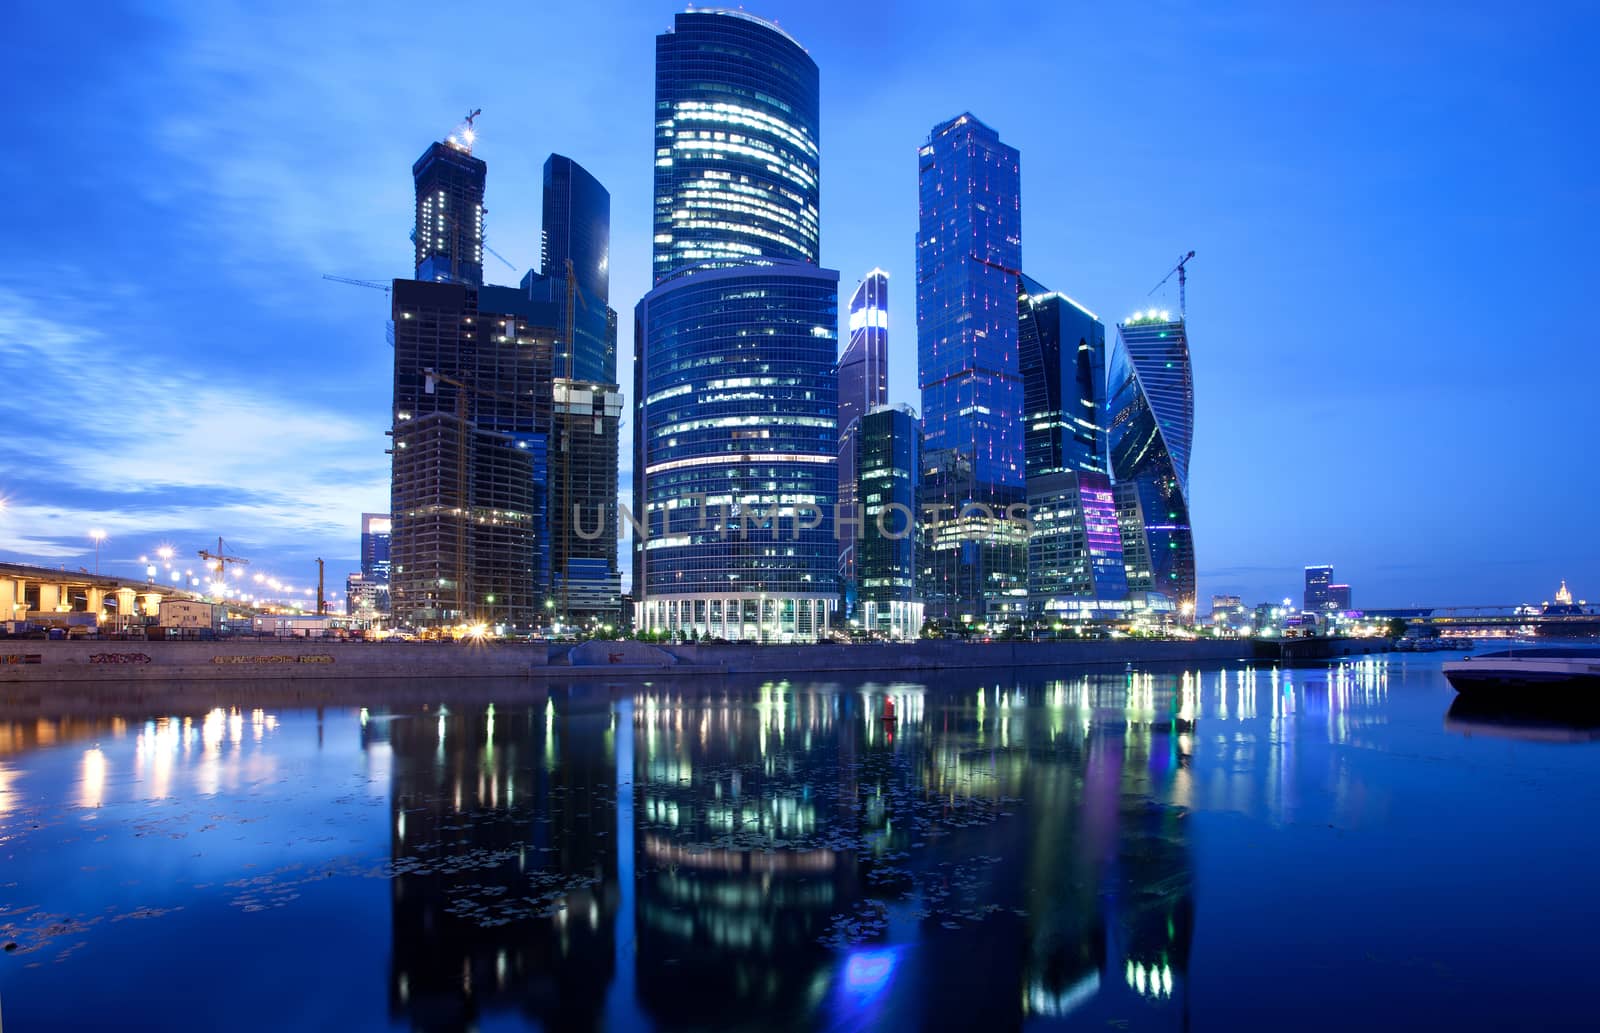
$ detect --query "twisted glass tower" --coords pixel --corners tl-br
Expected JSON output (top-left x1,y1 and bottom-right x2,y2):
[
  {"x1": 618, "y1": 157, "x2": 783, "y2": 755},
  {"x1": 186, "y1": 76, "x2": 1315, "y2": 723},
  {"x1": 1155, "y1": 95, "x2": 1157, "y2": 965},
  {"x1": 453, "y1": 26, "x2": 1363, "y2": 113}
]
[
  {"x1": 651, "y1": 9, "x2": 820, "y2": 284},
  {"x1": 1107, "y1": 311, "x2": 1195, "y2": 609},
  {"x1": 634, "y1": 10, "x2": 839, "y2": 641},
  {"x1": 837, "y1": 268, "x2": 889, "y2": 588}
]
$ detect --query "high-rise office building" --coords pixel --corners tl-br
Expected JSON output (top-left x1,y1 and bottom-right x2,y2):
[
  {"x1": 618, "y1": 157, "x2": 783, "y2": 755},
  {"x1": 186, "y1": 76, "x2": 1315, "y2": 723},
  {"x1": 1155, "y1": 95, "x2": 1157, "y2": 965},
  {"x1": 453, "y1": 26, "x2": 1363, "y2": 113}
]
[
  {"x1": 915, "y1": 113, "x2": 1026, "y2": 628},
  {"x1": 634, "y1": 10, "x2": 837, "y2": 641},
  {"x1": 360, "y1": 513, "x2": 392, "y2": 583},
  {"x1": 1304, "y1": 565, "x2": 1333, "y2": 610},
  {"x1": 651, "y1": 9, "x2": 820, "y2": 284},
  {"x1": 1108, "y1": 311, "x2": 1196, "y2": 610},
  {"x1": 856, "y1": 404, "x2": 922, "y2": 639},
  {"x1": 838, "y1": 269, "x2": 889, "y2": 591},
  {"x1": 541, "y1": 154, "x2": 617, "y2": 385},
  {"x1": 413, "y1": 141, "x2": 486, "y2": 286},
  {"x1": 1329, "y1": 583, "x2": 1352, "y2": 610},
  {"x1": 549, "y1": 380, "x2": 624, "y2": 626},
  {"x1": 389, "y1": 280, "x2": 557, "y2": 629},
  {"x1": 633, "y1": 261, "x2": 839, "y2": 640},
  {"x1": 1018, "y1": 275, "x2": 1126, "y2": 620}
]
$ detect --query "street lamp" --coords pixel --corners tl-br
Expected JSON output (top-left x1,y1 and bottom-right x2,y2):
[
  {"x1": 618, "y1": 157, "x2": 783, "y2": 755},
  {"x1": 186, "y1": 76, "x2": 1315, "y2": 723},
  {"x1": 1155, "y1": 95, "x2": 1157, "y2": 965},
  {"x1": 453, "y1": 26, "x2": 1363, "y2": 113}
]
[{"x1": 89, "y1": 529, "x2": 106, "y2": 574}]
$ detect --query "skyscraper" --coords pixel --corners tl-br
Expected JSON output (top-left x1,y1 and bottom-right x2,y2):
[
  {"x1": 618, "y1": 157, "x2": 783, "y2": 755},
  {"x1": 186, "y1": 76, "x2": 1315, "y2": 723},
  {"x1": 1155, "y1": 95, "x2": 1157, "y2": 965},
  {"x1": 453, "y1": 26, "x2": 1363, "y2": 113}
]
[
  {"x1": 838, "y1": 269, "x2": 889, "y2": 590},
  {"x1": 651, "y1": 9, "x2": 820, "y2": 284},
  {"x1": 634, "y1": 10, "x2": 838, "y2": 641},
  {"x1": 413, "y1": 141, "x2": 486, "y2": 287},
  {"x1": 633, "y1": 261, "x2": 839, "y2": 640},
  {"x1": 915, "y1": 113, "x2": 1026, "y2": 628},
  {"x1": 1018, "y1": 275, "x2": 1127, "y2": 620},
  {"x1": 1304, "y1": 565, "x2": 1333, "y2": 610},
  {"x1": 856, "y1": 404, "x2": 922, "y2": 639},
  {"x1": 541, "y1": 154, "x2": 616, "y2": 385},
  {"x1": 360, "y1": 513, "x2": 392, "y2": 583},
  {"x1": 389, "y1": 280, "x2": 557, "y2": 629},
  {"x1": 1108, "y1": 311, "x2": 1196, "y2": 610}
]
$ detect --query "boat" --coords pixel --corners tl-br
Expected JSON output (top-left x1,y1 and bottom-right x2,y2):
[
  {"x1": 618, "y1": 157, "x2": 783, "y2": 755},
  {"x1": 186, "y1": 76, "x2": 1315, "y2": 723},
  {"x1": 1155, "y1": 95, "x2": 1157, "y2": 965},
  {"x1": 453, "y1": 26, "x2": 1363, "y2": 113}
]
[{"x1": 1443, "y1": 646, "x2": 1600, "y2": 699}]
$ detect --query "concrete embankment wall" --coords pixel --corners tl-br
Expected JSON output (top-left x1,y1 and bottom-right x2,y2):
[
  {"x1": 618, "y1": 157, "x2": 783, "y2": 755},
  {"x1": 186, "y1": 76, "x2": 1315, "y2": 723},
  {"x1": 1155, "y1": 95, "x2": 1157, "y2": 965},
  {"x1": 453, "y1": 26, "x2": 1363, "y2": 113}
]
[{"x1": 0, "y1": 640, "x2": 546, "y2": 688}]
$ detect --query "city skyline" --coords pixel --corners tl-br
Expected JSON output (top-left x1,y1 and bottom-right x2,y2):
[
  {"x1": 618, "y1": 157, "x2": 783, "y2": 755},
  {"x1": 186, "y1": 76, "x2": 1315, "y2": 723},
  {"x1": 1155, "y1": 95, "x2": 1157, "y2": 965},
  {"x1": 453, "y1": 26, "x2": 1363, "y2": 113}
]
[{"x1": 2, "y1": 1, "x2": 1596, "y2": 607}]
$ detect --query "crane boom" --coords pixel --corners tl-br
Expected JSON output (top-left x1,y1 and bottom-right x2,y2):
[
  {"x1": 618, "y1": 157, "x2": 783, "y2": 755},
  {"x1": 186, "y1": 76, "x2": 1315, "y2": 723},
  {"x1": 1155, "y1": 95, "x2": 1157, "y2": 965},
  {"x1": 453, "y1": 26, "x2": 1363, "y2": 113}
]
[
  {"x1": 324, "y1": 274, "x2": 392, "y2": 295},
  {"x1": 1148, "y1": 250, "x2": 1196, "y2": 319}
]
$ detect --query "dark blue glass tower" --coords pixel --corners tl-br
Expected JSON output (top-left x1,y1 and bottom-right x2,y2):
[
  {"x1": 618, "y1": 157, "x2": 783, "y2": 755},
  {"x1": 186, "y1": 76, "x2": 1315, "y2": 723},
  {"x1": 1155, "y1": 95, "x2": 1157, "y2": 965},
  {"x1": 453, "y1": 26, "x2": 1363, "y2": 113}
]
[
  {"x1": 1018, "y1": 275, "x2": 1127, "y2": 619},
  {"x1": 651, "y1": 9, "x2": 820, "y2": 284},
  {"x1": 1108, "y1": 311, "x2": 1196, "y2": 610},
  {"x1": 915, "y1": 113, "x2": 1026, "y2": 628},
  {"x1": 541, "y1": 154, "x2": 615, "y2": 385}
]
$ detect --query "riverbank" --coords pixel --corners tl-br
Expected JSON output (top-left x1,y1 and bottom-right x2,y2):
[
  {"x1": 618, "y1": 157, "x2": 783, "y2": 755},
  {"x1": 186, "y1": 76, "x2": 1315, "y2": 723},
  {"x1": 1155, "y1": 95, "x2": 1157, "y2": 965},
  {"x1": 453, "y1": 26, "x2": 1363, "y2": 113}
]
[{"x1": 1, "y1": 636, "x2": 1394, "y2": 692}]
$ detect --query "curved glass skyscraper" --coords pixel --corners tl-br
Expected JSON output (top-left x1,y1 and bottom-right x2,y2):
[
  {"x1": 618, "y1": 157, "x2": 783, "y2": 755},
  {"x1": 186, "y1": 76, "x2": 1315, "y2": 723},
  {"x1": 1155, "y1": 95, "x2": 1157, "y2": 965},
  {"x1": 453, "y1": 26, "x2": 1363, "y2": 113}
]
[
  {"x1": 651, "y1": 9, "x2": 820, "y2": 283},
  {"x1": 635, "y1": 10, "x2": 838, "y2": 641},
  {"x1": 1107, "y1": 312, "x2": 1195, "y2": 609},
  {"x1": 633, "y1": 260, "x2": 839, "y2": 640}
]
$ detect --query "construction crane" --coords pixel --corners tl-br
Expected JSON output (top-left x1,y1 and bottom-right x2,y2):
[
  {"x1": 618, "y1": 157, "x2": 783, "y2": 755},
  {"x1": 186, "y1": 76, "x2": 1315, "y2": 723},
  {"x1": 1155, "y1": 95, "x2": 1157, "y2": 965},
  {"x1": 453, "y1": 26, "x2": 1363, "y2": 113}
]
[
  {"x1": 1148, "y1": 250, "x2": 1196, "y2": 319},
  {"x1": 485, "y1": 244, "x2": 518, "y2": 273},
  {"x1": 448, "y1": 108, "x2": 483, "y2": 153},
  {"x1": 323, "y1": 274, "x2": 391, "y2": 295},
  {"x1": 197, "y1": 537, "x2": 249, "y2": 581}
]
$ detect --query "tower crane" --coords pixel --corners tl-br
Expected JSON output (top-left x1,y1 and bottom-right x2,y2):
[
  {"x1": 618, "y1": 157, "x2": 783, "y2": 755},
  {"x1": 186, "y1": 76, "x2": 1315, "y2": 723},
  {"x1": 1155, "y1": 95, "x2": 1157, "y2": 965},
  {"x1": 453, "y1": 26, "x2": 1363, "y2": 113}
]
[
  {"x1": 485, "y1": 244, "x2": 519, "y2": 273},
  {"x1": 323, "y1": 274, "x2": 391, "y2": 295},
  {"x1": 197, "y1": 537, "x2": 249, "y2": 581},
  {"x1": 1148, "y1": 250, "x2": 1196, "y2": 319}
]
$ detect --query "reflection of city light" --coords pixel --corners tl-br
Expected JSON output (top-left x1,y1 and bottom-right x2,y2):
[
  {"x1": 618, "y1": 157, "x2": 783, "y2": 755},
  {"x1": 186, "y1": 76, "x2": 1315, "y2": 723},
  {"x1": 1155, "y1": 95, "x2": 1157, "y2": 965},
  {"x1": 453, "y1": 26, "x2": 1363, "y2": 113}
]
[
  {"x1": 81, "y1": 747, "x2": 106, "y2": 809},
  {"x1": 842, "y1": 947, "x2": 898, "y2": 996}
]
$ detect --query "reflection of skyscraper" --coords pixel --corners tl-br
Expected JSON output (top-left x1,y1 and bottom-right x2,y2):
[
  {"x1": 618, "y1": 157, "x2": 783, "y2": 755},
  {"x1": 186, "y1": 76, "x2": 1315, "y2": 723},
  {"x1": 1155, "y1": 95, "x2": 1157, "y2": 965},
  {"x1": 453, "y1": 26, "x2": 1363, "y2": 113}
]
[
  {"x1": 383, "y1": 700, "x2": 618, "y2": 1032},
  {"x1": 651, "y1": 10, "x2": 820, "y2": 284},
  {"x1": 915, "y1": 113, "x2": 1026, "y2": 627},
  {"x1": 413, "y1": 141, "x2": 486, "y2": 287},
  {"x1": 839, "y1": 270, "x2": 890, "y2": 591},
  {"x1": 1018, "y1": 275, "x2": 1126, "y2": 620},
  {"x1": 1108, "y1": 313, "x2": 1196, "y2": 609}
]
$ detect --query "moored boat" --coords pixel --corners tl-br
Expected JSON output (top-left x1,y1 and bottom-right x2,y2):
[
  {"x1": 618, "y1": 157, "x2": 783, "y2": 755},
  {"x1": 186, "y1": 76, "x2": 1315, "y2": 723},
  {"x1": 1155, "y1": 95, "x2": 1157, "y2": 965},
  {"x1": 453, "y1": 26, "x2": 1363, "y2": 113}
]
[{"x1": 1443, "y1": 646, "x2": 1600, "y2": 697}]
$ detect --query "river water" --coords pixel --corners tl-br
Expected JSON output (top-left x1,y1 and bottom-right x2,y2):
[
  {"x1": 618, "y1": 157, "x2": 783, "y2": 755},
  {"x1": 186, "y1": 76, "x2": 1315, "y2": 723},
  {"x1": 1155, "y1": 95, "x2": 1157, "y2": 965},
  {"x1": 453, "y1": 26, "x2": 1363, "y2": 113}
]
[{"x1": 2, "y1": 655, "x2": 1597, "y2": 1031}]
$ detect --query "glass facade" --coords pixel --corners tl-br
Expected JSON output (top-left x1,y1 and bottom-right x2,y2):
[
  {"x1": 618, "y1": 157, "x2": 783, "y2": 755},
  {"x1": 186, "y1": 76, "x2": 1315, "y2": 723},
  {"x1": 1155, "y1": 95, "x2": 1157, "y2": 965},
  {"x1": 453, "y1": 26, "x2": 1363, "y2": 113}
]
[
  {"x1": 633, "y1": 260, "x2": 840, "y2": 640},
  {"x1": 541, "y1": 154, "x2": 616, "y2": 385},
  {"x1": 1018, "y1": 275, "x2": 1126, "y2": 618},
  {"x1": 1304, "y1": 565, "x2": 1333, "y2": 610},
  {"x1": 1108, "y1": 313, "x2": 1196, "y2": 610},
  {"x1": 837, "y1": 269, "x2": 889, "y2": 586},
  {"x1": 413, "y1": 141, "x2": 486, "y2": 287},
  {"x1": 855, "y1": 404, "x2": 922, "y2": 638},
  {"x1": 360, "y1": 512, "x2": 391, "y2": 582},
  {"x1": 652, "y1": 10, "x2": 820, "y2": 284},
  {"x1": 915, "y1": 113, "x2": 1026, "y2": 626}
]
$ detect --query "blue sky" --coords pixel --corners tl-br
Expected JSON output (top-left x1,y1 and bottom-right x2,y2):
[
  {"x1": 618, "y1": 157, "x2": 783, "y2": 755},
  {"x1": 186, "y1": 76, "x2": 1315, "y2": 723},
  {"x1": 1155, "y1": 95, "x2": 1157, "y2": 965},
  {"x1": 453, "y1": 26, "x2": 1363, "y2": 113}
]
[{"x1": 1, "y1": 0, "x2": 1595, "y2": 608}]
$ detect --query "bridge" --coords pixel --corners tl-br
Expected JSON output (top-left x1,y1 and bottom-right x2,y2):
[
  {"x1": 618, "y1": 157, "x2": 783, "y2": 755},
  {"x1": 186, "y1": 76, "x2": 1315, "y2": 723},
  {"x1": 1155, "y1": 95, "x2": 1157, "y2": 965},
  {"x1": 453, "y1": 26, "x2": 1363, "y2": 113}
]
[
  {"x1": 1366, "y1": 605, "x2": 1600, "y2": 637},
  {"x1": 1, "y1": 561, "x2": 212, "y2": 633}
]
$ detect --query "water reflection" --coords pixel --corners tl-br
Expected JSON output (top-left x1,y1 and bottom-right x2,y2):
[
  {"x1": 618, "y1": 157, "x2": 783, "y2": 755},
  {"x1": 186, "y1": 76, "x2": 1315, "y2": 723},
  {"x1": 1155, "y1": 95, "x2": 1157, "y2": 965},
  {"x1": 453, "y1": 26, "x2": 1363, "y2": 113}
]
[{"x1": 15, "y1": 658, "x2": 1579, "y2": 1031}]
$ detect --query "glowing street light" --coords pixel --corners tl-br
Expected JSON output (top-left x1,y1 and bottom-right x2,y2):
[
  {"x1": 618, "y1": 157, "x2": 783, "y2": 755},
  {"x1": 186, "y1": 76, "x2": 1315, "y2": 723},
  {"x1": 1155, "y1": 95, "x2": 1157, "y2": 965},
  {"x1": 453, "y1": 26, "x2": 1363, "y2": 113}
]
[{"x1": 89, "y1": 529, "x2": 106, "y2": 574}]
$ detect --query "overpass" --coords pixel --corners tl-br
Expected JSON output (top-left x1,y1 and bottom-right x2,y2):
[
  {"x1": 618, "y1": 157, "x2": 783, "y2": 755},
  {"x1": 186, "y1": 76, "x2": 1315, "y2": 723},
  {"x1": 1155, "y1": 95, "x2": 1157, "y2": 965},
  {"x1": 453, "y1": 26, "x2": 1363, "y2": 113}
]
[
  {"x1": 1366, "y1": 605, "x2": 1600, "y2": 637},
  {"x1": 1, "y1": 561, "x2": 210, "y2": 632}
]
